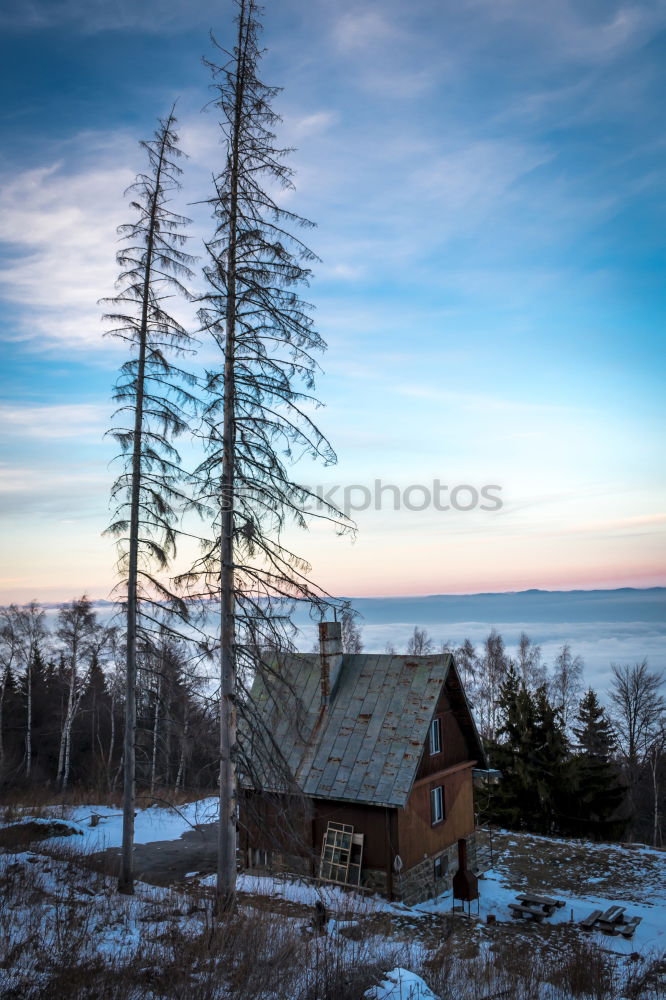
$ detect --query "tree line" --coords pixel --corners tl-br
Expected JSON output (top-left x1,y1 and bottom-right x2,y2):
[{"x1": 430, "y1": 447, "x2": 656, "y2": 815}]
[
  {"x1": 1, "y1": 600, "x2": 662, "y2": 850},
  {"x1": 396, "y1": 625, "x2": 665, "y2": 846},
  {"x1": 0, "y1": 598, "x2": 218, "y2": 797}
]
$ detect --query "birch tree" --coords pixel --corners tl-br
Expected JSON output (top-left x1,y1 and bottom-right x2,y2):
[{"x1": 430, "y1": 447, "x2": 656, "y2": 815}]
[
  {"x1": 55, "y1": 596, "x2": 106, "y2": 790},
  {"x1": 104, "y1": 106, "x2": 196, "y2": 894},
  {"x1": 4, "y1": 602, "x2": 48, "y2": 778},
  {"x1": 406, "y1": 627, "x2": 434, "y2": 655},
  {"x1": 550, "y1": 642, "x2": 584, "y2": 731},
  {"x1": 185, "y1": 0, "x2": 349, "y2": 912},
  {"x1": 0, "y1": 609, "x2": 22, "y2": 770}
]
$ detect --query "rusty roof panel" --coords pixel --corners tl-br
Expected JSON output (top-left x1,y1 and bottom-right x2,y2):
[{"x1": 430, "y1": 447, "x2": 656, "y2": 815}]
[{"x1": 248, "y1": 650, "x2": 456, "y2": 808}]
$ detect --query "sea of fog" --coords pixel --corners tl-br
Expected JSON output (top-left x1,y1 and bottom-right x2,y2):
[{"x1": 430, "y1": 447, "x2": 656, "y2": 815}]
[
  {"x1": 44, "y1": 588, "x2": 664, "y2": 697},
  {"x1": 290, "y1": 588, "x2": 666, "y2": 695}
]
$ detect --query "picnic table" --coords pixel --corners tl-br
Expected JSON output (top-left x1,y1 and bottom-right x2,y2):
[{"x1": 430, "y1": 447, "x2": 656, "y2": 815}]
[
  {"x1": 516, "y1": 893, "x2": 564, "y2": 914},
  {"x1": 509, "y1": 893, "x2": 564, "y2": 922},
  {"x1": 579, "y1": 905, "x2": 642, "y2": 938},
  {"x1": 508, "y1": 902, "x2": 547, "y2": 922}
]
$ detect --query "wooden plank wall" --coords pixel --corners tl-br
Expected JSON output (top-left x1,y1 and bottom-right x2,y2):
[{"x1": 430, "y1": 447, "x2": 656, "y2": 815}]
[
  {"x1": 312, "y1": 798, "x2": 396, "y2": 871},
  {"x1": 240, "y1": 791, "x2": 399, "y2": 874},
  {"x1": 397, "y1": 763, "x2": 475, "y2": 869},
  {"x1": 416, "y1": 685, "x2": 475, "y2": 779}
]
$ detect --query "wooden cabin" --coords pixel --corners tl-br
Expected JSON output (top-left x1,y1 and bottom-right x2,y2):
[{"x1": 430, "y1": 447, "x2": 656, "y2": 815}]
[{"x1": 239, "y1": 622, "x2": 487, "y2": 904}]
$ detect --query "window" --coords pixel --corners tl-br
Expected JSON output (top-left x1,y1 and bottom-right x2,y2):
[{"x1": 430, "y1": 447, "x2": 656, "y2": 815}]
[
  {"x1": 433, "y1": 855, "x2": 448, "y2": 880},
  {"x1": 429, "y1": 717, "x2": 441, "y2": 755},
  {"x1": 431, "y1": 785, "x2": 444, "y2": 825}
]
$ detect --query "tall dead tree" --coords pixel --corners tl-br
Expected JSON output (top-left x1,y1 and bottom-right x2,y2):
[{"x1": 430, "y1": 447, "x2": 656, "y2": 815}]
[
  {"x1": 104, "y1": 106, "x2": 196, "y2": 894},
  {"x1": 185, "y1": 0, "x2": 349, "y2": 912}
]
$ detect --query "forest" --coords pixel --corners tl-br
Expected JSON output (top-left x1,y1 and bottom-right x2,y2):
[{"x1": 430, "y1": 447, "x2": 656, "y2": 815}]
[{"x1": 1, "y1": 598, "x2": 663, "y2": 848}]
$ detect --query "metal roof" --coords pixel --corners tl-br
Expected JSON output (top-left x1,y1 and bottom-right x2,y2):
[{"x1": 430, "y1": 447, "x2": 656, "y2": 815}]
[{"x1": 248, "y1": 651, "x2": 478, "y2": 809}]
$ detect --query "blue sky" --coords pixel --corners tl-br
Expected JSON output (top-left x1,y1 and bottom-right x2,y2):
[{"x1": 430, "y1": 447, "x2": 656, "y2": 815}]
[{"x1": 0, "y1": 0, "x2": 664, "y2": 602}]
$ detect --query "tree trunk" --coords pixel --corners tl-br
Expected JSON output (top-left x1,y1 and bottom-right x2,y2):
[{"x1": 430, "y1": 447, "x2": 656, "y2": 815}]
[
  {"x1": 216, "y1": 0, "x2": 250, "y2": 915},
  {"x1": 107, "y1": 692, "x2": 116, "y2": 792},
  {"x1": 58, "y1": 639, "x2": 78, "y2": 787},
  {"x1": 150, "y1": 673, "x2": 161, "y2": 796},
  {"x1": 176, "y1": 705, "x2": 188, "y2": 790},
  {"x1": 25, "y1": 656, "x2": 32, "y2": 778},
  {"x1": 650, "y1": 749, "x2": 660, "y2": 848},
  {"x1": 0, "y1": 666, "x2": 7, "y2": 767}
]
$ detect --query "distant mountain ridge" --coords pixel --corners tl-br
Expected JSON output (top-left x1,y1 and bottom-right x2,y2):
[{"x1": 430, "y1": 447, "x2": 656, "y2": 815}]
[{"x1": 23, "y1": 587, "x2": 666, "y2": 624}]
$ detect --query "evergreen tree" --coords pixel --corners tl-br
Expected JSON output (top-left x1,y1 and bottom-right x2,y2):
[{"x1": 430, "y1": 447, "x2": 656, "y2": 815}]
[
  {"x1": 491, "y1": 670, "x2": 571, "y2": 834},
  {"x1": 490, "y1": 664, "x2": 539, "y2": 829},
  {"x1": 532, "y1": 685, "x2": 570, "y2": 834},
  {"x1": 566, "y1": 689, "x2": 626, "y2": 838}
]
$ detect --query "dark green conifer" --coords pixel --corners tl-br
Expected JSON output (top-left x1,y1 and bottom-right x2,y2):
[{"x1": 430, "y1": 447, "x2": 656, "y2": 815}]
[{"x1": 567, "y1": 688, "x2": 626, "y2": 838}]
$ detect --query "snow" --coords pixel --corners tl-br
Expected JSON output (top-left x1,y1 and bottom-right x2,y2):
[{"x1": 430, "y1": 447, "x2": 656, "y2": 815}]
[
  {"x1": 4, "y1": 801, "x2": 665, "y2": 961},
  {"x1": 415, "y1": 859, "x2": 666, "y2": 955},
  {"x1": 200, "y1": 871, "x2": 403, "y2": 913},
  {"x1": 18, "y1": 797, "x2": 220, "y2": 851},
  {"x1": 364, "y1": 968, "x2": 439, "y2": 1000}
]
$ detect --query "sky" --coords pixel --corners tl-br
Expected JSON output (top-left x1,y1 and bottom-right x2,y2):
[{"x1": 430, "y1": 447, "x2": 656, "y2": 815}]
[{"x1": 0, "y1": 0, "x2": 665, "y2": 604}]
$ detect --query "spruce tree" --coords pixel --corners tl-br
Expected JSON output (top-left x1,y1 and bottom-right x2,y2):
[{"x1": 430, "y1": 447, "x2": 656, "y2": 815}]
[
  {"x1": 532, "y1": 685, "x2": 570, "y2": 834},
  {"x1": 491, "y1": 664, "x2": 540, "y2": 829},
  {"x1": 568, "y1": 688, "x2": 626, "y2": 838},
  {"x1": 186, "y1": 0, "x2": 349, "y2": 911},
  {"x1": 492, "y1": 670, "x2": 571, "y2": 834},
  {"x1": 104, "y1": 106, "x2": 196, "y2": 894}
]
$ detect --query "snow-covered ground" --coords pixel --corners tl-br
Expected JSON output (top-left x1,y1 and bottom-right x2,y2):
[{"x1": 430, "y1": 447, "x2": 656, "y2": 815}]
[
  {"x1": 2, "y1": 800, "x2": 665, "y2": 998},
  {"x1": 4, "y1": 796, "x2": 219, "y2": 850},
  {"x1": 5, "y1": 800, "x2": 665, "y2": 956}
]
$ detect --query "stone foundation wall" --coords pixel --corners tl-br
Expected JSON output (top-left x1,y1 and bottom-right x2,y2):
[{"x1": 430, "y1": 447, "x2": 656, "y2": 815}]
[
  {"x1": 243, "y1": 836, "x2": 479, "y2": 907},
  {"x1": 361, "y1": 868, "x2": 388, "y2": 894},
  {"x1": 395, "y1": 835, "x2": 477, "y2": 906}
]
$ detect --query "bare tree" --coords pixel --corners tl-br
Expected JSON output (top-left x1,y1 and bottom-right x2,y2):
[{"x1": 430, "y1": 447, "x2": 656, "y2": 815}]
[
  {"x1": 476, "y1": 628, "x2": 509, "y2": 741},
  {"x1": 454, "y1": 637, "x2": 479, "y2": 692},
  {"x1": 406, "y1": 626, "x2": 434, "y2": 655},
  {"x1": 340, "y1": 605, "x2": 363, "y2": 654},
  {"x1": 609, "y1": 660, "x2": 664, "y2": 766},
  {"x1": 550, "y1": 642, "x2": 584, "y2": 731},
  {"x1": 516, "y1": 632, "x2": 547, "y2": 692},
  {"x1": 55, "y1": 596, "x2": 107, "y2": 790},
  {"x1": 184, "y1": 0, "x2": 349, "y2": 911},
  {"x1": 4, "y1": 602, "x2": 48, "y2": 778},
  {"x1": 104, "y1": 106, "x2": 196, "y2": 894}
]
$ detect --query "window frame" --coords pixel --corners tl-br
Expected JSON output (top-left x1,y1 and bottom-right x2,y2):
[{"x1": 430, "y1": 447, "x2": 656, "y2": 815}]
[
  {"x1": 429, "y1": 717, "x2": 441, "y2": 755},
  {"x1": 430, "y1": 784, "x2": 444, "y2": 825},
  {"x1": 433, "y1": 854, "x2": 448, "y2": 880}
]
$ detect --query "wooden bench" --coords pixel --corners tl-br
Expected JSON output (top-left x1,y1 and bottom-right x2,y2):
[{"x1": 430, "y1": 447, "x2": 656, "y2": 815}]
[
  {"x1": 508, "y1": 902, "x2": 546, "y2": 922},
  {"x1": 618, "y1": 917, "x2": 641, "y2": 938},
  {"x1": 599, "y1": 905, "x2": 626, "y2": 923},
  {"x1": 580, "y1": 909, "x2": 602, "y2": 930},
  {"x1": 516, "y1": 892, "x2": 565, "y2": 913}
]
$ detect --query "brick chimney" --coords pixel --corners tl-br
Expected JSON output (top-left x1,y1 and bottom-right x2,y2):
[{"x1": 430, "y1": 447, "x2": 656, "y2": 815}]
[{"x1": 319, "y1": 621, "x2": 343, "y2": 708}]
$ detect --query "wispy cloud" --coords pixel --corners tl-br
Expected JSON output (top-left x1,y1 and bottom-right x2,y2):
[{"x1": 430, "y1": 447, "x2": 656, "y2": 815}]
[
  {"x1": 0, "y1": 402, "x2": 109, "y2": 439},
  {"x1": 0, "y1": 142, "x2": 134, "y2": 350},
  {"x1": 0, "y1": 463, "x2": 109, "y2": 516}
]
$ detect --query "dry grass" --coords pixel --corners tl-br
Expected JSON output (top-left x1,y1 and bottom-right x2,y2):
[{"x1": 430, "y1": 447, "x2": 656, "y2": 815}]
[
  {"x1": 491, "y1": 829, "x2": 665, "y2": 902},
  {"x1": 1, "y1": 822, "x2": 664, "y2": 1000}
]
